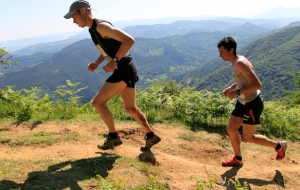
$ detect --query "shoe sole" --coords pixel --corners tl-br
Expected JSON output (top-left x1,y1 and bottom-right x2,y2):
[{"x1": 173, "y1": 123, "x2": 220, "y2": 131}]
[
  {"x1": 222, "y1": 163, "x2": 243, "y2": 166},
  {"x1": 97, "y1": 142, "x2": 123, "y2": 150}
]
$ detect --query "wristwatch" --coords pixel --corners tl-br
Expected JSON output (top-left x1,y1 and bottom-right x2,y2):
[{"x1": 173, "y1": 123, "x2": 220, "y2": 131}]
[
  {"x1": 236, "y1": 89, "x2": 241, "y2": 96},
  {"x1": 113, "y1": 57, "x2": 119, "y2": 63}
]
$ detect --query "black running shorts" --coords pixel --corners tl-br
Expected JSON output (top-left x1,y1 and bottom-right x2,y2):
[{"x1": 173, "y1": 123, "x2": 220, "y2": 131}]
[
  {"x1": 106, "y1": 56, "x2": 139, "y2": 88},
  {"x1": 231, "y1": 93, "x2": 264, "y2": 125}
]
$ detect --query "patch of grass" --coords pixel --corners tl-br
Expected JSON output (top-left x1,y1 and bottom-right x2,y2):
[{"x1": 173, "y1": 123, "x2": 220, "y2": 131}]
[
  {"x1": 0, "y1": 155, "x2": 169, "y2": 190},
  {"x1": 108, "y1": 157, "x2": 168, "y2": 189},
  {"x1": 191, "y1": 173, "x2": 219, "y2": 190},
  {"x1": 97, "y1": 172, "x2": 168, "y2": 190},
  {"x1": 69, "y1": 114, "x2": 103, "y2": 123},
  {"x1": 0, "y1": 131, "x2": 80, "y2": 146},
  {"x1": 218, "y1": 139, "x2": 231, "y2": 148},
  {"x1": 0, "y1": 128, "x2": 9, "y2": 132},
  {"x1": 179, "y1": 133, "x2": 198, "y2": 142},
  {"x1": 179, "y1": 143, "x2": 194, "y2": 150},
  {"x1": 0, "y1": 118, "x2": 15, "y2": 126},
  {"x1": 228, "y1": 178, "x2": 249, "y2": 190},
  {"x1": 0, "y1": 159, "x2": 58, "y2": 181},
  {"x1": 114, "y1": 157, "x2": 162, "y2": 177},
  {"x1": 0, "y1": 155, "x2": 122, "y2": 190}
]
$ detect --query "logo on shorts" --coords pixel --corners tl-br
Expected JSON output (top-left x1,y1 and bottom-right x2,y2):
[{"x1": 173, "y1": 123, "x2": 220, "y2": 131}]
[
  {"x1": 233, "y1": 71, "x2": 236, "y2": 76},
  {"x1": 243, "y1": 115, "x2": 249, "y2": 121}
]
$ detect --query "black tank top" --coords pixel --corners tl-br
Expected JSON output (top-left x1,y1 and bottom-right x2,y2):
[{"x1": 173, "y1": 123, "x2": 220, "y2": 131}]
[{"x1": 89, "y1": 18, "x2": 128, "y2": 61}]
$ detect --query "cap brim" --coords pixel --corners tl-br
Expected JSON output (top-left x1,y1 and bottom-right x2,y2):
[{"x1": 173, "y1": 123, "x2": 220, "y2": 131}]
[{"x1": 64, "y1": 11, "x2": 76, "y2": 19}]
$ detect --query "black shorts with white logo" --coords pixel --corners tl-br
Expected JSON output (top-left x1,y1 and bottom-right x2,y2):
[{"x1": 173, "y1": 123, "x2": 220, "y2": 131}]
[
  {"x1": 231, "y1": 93, "x2": 264, "y2": 125},
  {"x1": 106, "y1": 56, "x2": 139, "y2": 88}
]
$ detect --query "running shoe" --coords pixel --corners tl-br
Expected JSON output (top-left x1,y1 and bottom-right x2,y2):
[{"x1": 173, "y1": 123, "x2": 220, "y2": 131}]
[
  {"x1": 276, "y1": 141, "x2": 287, "y2": 161},
  {"x1": 98, "y1": 135, "x2": 123, "y2": 150},
  {"x1": 222, "y1": 157, "x2": 243, "y2": 166},
  {"x1": 140, "y1": 134, "x2": 161, "y2": 151}
]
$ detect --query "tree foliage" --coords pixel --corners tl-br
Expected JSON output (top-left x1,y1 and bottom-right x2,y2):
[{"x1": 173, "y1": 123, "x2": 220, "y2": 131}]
[
  {"x1": 0, "y1": 47, "x2": 19, "y2": 70},
  {"x1": 282, "y1": 70, "x2": 300, "y2": 106},
  {"x1": 1, "y1": 79, "x2": 300, "y2": 141}
]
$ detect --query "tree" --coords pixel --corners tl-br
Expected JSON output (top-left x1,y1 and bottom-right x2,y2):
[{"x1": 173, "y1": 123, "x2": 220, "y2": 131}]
[
  {"x1": 0, "y1": 47, "x2": 19, "y2": 70},
  {"x1": 282, "y1": 71, "x2": 300, "y2": 106}
]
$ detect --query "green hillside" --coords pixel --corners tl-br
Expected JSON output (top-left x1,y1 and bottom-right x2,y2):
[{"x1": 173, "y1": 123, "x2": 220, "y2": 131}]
[
  {"x1": 1, "y1": 52, "x2": 53, "y2": 75},
  {"x1": 173, "y1": 26, "x2": 300, "y2": 100},
  {"x1": 0, "y1": 40, "x2": 110, "y2": 103},
  {"x1": 130, "y1": 29, "x2": 268, "y2": 87},
  {"x1": 0, "y1": 29, "x2": 260, "y2": 103}
]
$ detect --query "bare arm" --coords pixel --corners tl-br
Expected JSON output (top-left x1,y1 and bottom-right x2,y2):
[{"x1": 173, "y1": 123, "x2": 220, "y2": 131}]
[
  {"x1": 96, "y1": 22, "x2": 135, "y2": 72},
  {"x1": 88, "y1": 54, "x2": 105, "y2": 72},
  {"x1": 95, "y1": 54, "x2": 105, "y2": 65},
  {"x1": 223, "y1": 83, "x2": 236, "y2": 97},
  {"x1": 97, "y1": 22, "x2": 135, "y2": 60}
]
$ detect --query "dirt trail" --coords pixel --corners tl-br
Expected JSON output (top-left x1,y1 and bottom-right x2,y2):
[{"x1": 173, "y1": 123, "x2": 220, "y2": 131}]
[{"x1": 0, "y1": 122, "x2": 299, "y2": 189}]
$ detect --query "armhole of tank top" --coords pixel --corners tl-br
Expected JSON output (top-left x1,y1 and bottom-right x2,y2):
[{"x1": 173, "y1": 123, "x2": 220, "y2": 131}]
[{"x1": 96, "y1": 19, "x2": 113, "y2": 27}]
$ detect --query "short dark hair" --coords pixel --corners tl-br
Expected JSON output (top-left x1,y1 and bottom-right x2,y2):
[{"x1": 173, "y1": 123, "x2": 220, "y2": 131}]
[{"x1": 217, "y1": 36, "x2": 237, "y2": 56}]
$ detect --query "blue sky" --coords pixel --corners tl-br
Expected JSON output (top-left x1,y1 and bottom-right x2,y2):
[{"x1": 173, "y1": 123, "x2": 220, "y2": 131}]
[{"x1": 1, "y1": 0, "x2": 300, "y2": 42}]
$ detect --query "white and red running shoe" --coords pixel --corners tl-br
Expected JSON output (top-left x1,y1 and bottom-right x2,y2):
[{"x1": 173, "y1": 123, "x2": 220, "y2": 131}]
[
  {"x1": 276, "y1": 141, "x2": 287, "y2": 161},
  {"x1": 222, "y1": 157, "x2": 243, "y2": 166}
]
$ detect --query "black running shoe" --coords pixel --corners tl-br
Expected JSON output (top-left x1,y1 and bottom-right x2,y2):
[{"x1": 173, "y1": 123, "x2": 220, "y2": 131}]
[
  {"x1": 98, "y1": 136, "x2": 123, "y2": 150},
  {"x1": 140, "y1": 134, "x2": 161, "y2": 151}
]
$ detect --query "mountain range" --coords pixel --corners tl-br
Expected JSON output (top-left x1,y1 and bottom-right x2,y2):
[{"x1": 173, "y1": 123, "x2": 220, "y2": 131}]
[
  {"x1": 10, "y1": 38, "x2": 85, "y2": 56},
  {"x1": 1, "y1": 19, "x2": 300, "y2": 103},
  {"x1": 3, "y1": 6, "x2": 300, "y2": 51},
  {"x1": 7, "y1": 19, "x2": 274, "y2": 58}
]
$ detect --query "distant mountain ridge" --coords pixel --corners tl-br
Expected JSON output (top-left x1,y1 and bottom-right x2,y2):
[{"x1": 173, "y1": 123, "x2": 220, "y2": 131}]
[
  {"x1": 3, "y1": 12, "x2": 297, "y2": 51},
  {"x1": 223, "y1": 22, "x2": 270, "y2": 35},
  {"x1": 123, "y1": 20, "x2": 240, "y2": 38},
  {"x1": 10, "y1": 38, "x2": 85, "y2": 56},
  {"x1": 8, "y1": 20, "x2": 275, "y2": 58},
  {"x1": 0, "y1": 31, "x2": 81, "y2": 51}
]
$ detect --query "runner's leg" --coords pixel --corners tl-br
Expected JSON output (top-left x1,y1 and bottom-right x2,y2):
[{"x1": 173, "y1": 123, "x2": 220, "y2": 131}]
[
  {"x1": 119, "y1": 86, "x2": 152, "y2": 133},
  {"x1": 227, "y1": 115, "x2": 243, "y2": 156},
  {"x1": 242, "y1": 124, "x2": 277, "y2": 148},
  {"x1": 92, "y1": 81, "x2": 127, "y2": 133}
]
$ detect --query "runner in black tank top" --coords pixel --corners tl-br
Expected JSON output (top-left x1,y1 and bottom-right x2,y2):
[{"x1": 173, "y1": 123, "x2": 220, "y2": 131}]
[{"x1": 64, "y1": 0, "x2": 161, "y2": 151}]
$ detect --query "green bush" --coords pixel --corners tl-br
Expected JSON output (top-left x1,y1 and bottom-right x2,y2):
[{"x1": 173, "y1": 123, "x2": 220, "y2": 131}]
[{"x1": 0, "y1": 79, "x2": 299, "y2": 141}]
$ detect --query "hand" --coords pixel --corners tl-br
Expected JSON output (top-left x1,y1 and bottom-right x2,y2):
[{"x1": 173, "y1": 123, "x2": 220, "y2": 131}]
[
  {"x1": 223, "y1": 87, "x2": 231, "y2": 97},
  {"x1": 102, "y1": 60, "x2": 117, "y2": 73},
  {"x1": 88, "y1": 63, "x2": 98, "y2": 72},
  {"x1": 227, "y1": 90, "x2": 238, "y2": 100}
]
